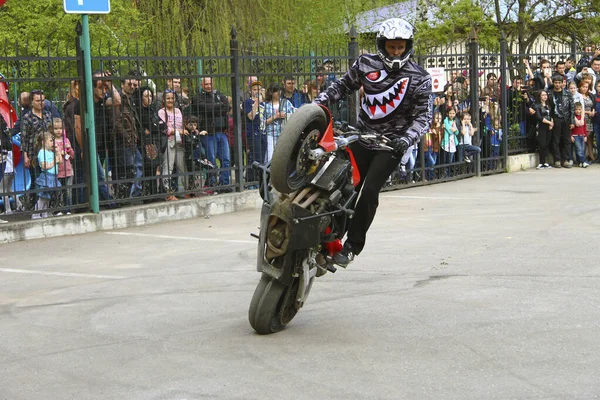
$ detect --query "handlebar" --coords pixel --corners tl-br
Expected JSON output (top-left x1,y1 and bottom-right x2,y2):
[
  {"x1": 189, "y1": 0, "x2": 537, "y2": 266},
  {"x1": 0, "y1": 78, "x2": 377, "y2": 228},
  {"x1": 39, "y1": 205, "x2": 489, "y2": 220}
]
[{"x1": 307, "y1": 131, "x2": 394, "y2": 160}]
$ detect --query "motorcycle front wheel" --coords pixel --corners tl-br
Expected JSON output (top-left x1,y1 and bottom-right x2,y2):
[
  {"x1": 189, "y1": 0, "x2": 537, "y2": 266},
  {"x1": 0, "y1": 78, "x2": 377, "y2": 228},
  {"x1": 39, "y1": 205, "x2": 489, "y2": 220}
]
[
  {"x1": 270, "y1": 104, "x2": 328, "y2": 194},
  {"x1": 248, "y1": 273, "x2": 300, "y2": 334}
]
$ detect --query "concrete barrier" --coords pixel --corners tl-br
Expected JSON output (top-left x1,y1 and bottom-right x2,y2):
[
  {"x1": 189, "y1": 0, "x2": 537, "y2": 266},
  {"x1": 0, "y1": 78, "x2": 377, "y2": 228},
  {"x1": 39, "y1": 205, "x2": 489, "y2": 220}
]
[
  {"x1": 506, "y1": 152, "x2": 539, "y2": 172},
  {"x1": 0, "y1": 191, "x2": 263, "y2": 244}
]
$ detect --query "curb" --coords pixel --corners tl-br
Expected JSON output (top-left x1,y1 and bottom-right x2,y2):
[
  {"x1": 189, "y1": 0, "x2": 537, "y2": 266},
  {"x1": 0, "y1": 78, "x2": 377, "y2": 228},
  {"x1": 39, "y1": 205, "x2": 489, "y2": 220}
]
[{"x1": 0, "y1": 191, "x2": 263, "y2": 244}]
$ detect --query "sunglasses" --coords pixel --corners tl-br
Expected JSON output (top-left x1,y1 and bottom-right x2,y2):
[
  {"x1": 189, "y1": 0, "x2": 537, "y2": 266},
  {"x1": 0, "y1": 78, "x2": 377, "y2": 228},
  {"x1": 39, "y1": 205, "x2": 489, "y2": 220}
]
[
  {"x1": 31, "y1": 89, "x2": 44, "y2": 95},
  {"x1": 164, "y1": 89, "x2": 176, "y2": 93}
]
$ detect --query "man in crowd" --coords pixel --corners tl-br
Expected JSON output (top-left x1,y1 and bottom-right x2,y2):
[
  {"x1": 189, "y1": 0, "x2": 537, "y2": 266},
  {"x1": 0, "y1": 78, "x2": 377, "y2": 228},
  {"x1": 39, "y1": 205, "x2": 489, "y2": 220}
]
[
  {"x1": 548, "y1": 74, "x2": 575, "y2": 168},
  {"x1": 73, "y1": 78, "x2": 113, "y2": 205},
  {"x1": 12, "y1": 91, "x2": 31, "y2": 136},
  {"x1": 532, "y1": 59, "x2": 553, "y2": 91},
  {"x1": 282, "y1": 75, "x2": 305, "y2": 108},
  {"x1": 191, "y1": 76, "x2": 231, "y2": 192},
  {"x1": 554, "y1": 61, "x2": 568, "y2": 83},
  {"x1": 575, "y1": 56, "x2": 600, "y2": 94},
  {"x1": 115, "y1": 74, "x2": 143, "y2": 198},
  {"x1": 156, "y1": 76, "x2": 189, "y2": 111},
  {"x1": 481, "y1": 72, "x2": 501, "y2": 102},
  {"x1": 565, "y1": 56, "x2": 577, "y2": 82}
]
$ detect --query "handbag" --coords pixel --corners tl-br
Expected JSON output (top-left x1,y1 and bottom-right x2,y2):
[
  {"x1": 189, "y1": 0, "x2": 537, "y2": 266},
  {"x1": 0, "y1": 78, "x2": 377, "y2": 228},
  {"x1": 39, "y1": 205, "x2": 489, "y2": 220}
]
[{"x1": 145, "y1": 143, "x2": 159, "y2": 160}]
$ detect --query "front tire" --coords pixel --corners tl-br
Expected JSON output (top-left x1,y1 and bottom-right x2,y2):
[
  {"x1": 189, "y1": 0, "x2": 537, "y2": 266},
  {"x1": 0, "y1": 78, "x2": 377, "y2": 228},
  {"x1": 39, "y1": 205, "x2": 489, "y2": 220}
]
[
  {"x1": 248, "y1": 273, "x2": 300, "y2": 334},
  {"x1": 270, "y1": 104, "x2": 328, "y2": 194}
]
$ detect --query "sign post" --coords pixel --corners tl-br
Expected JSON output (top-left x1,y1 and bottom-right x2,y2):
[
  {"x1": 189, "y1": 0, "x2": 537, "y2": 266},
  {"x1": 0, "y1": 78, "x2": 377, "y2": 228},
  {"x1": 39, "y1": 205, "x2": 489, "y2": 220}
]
[
  {"x1": 64, "y1": 0, "x2": 110, "y2": 214},
  {"x1": 426, "y1": 67, "x2": 447, "y2": 93}
]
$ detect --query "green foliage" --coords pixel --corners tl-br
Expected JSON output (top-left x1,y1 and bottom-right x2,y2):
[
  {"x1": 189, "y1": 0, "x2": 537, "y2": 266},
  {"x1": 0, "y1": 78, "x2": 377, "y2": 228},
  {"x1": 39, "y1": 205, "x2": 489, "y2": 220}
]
[
  {"x1": 416, "y1": 0, "x2": 600, "y2": 53},
  {"x1": 416, "y1": 0, "x2": 499, "y2": 51},
  {"x1": 130, "y1": 0, "x2": 401, "y2": 54},
  {"x1": 0, "y1": 0, "x2": 149, "y2": 54}
]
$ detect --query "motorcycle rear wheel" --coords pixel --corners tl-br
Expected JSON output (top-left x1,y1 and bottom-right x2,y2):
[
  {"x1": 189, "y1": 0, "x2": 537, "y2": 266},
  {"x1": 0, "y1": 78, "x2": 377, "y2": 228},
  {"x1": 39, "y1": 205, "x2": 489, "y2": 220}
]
[
  {"x1": 270, "y1": 104, "x2": 328, "y2": 194},
  {"x1": 248, "y1": 273, "x2": 300, "y2": 334}
]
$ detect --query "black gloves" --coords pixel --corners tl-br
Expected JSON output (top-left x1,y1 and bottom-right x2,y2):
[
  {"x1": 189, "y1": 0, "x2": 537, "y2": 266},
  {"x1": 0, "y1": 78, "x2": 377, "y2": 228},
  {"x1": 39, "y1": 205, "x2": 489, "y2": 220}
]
[{"x1": 390, "y1": 137, "x2": 411, "y2": 158}]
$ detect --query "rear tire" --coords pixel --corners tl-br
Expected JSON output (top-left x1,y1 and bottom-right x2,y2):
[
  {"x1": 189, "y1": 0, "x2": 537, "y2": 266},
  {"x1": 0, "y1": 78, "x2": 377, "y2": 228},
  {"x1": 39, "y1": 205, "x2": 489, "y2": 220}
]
[
  {"x1": 270, "y1": 104, "x2": 328, "y2": 194},
  {"x1": 248, "y1": 273, "x2": 299, "y2": 334}
]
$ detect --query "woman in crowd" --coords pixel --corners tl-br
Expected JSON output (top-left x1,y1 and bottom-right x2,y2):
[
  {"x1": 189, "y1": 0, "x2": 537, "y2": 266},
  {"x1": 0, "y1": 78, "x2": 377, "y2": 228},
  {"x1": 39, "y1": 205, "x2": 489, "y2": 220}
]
[
  {"x1": 440, "y1": 85, "x2": 457, "y2": 120},
  {"x1": 263, "y1": 83, "x2": 294, "y2": 163},
  {"x1": 302, "y1": 80, "x2": 318, "y2": 103},
  {"x1": 138, "y1": 86, "x2": 164, "y2": 198},
  {"x1": 593, "y1": 80, "x2": 600, "y2": 162},
  {"x1": 577, "y1": 80, "x2": 596, "y2": 161},
  {"x1": 534, "y1": 90, "x2": 554, "y2": 169},
  {"x1": 244, "y1": 80, "x2": 265, "y2": 187},
  {"x1": 158, "y1": 89, "x2": 188, "y2": 201},
  {"x1": 62, "y1": 80, "x2": 84, "y2": 205}
]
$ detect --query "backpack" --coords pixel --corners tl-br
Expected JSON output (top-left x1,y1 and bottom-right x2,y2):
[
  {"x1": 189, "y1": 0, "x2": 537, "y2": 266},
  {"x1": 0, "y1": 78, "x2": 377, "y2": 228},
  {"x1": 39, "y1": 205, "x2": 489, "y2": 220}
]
[{"x1": 111, "y1": 95, "x2": 139, "y2": 150}]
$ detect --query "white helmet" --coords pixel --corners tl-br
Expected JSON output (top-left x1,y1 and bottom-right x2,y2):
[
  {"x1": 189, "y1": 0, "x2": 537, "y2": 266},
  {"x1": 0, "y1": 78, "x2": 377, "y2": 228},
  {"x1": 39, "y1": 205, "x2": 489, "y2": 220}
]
[{"x1": 376, "y1": 18, "x2": 414, "y2": 71}]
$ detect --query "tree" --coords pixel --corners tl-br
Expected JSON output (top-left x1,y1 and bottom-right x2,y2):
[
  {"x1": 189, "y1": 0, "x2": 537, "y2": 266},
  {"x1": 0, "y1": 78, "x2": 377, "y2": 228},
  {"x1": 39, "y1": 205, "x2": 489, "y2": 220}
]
[
  {"x1": 415, "y1": 0, "x2": 499, "y2": 51},
  {"x1": 130, "y1": 0, "x2": 401, "y2": 54},
  {"x1": 0, "y1": 0, "x2": 148, "y2": 53},
  {"x1": 416, "y1": 0, "x2": 600, "y2": 54}
]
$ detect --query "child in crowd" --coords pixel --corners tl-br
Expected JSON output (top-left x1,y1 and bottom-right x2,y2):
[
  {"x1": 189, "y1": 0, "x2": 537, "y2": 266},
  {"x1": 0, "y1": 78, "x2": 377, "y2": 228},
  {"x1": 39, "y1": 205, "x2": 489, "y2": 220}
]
[
  {"x1": 51, "y1": 118, "x2": 75, "y2": 213},
  {"x1": 33, "y1": 131, "x2": 62, "y2": 219},
  {"x1": 458, "y1": 112, "x2": 481, "y2": 163},
  {"x1": 424, "y1": 112, "x2": 442, "y2": 180},
  {"x1": 183, "y1": 115, "x2": 212, "y2": 195},
  {"x1": 568, "y1": 81, "x2": 584, "y2": 108},
  {"x1": 571, "y1": 103, "x2": 589, "y2": 168},
  {"x1": 489, "y1": 119, "x2": 503, "y2": 169},
  {"x1": 441, "y1": 107, "x2": 459, "y2": 165}
]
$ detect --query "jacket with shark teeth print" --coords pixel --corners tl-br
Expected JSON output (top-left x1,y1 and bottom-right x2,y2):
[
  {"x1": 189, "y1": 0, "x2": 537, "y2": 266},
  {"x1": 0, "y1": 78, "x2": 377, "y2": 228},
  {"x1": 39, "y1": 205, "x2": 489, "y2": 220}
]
[{"x1": 315, "y1": 53, "x2": 433, "y2": 149}]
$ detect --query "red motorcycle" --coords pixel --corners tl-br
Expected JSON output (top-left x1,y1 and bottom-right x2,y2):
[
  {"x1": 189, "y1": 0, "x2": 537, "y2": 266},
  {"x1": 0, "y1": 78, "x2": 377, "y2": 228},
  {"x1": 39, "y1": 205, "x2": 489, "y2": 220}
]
[{"x1": 248, "y1": 104, "x2": 392, "y2": 334}]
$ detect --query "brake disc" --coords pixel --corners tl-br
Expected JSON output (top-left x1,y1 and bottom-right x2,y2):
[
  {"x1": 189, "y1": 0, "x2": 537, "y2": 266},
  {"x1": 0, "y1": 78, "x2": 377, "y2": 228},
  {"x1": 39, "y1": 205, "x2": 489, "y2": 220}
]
[{"x1": 296, "y1": 129, "x2": 321, "y2": 176}]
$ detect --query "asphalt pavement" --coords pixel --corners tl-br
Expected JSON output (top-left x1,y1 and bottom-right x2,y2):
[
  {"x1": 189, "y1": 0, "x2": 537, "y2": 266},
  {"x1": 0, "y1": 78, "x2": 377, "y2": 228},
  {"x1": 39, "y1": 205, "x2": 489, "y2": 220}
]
[{"x1": 1, "y1": 167, "x2": 599, "y2": 400}]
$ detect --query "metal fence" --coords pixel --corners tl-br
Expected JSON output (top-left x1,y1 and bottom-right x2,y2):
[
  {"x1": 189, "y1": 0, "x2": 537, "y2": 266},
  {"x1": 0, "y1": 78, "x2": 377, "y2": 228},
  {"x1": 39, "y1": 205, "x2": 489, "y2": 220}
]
[{"x1": 0, "y1": 28, "x2": 583, "y2": 221}]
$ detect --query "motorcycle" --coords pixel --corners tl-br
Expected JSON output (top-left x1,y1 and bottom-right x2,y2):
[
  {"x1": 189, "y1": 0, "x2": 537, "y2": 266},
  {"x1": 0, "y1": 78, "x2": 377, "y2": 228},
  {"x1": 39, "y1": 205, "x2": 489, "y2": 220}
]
[{"x1": 248, "y1": 104, "x2": 393, "y2": 334}]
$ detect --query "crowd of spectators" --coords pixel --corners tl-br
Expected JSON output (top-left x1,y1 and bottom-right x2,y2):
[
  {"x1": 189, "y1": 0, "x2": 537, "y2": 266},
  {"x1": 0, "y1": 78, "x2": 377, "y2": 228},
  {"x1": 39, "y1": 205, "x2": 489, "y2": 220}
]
[
  {"x1": 0, "y1": 66, "x2": 335, "y2": 221},
  {"x1": 400, "y1": 47, "x2": 600, "y2": 185},
  {"x1": 2, "y1": 47, "x2": 598, "y2": 221},
  {"x1": 512, "y1": 46, "x2": 600, "y2": 169}
]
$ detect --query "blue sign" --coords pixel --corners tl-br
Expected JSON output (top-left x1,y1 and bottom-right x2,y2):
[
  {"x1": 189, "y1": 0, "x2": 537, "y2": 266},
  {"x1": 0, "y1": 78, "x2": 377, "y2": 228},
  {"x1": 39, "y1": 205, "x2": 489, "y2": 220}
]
[{"x1": 64, "y1": 0, "x2": 110, "y2": 14}]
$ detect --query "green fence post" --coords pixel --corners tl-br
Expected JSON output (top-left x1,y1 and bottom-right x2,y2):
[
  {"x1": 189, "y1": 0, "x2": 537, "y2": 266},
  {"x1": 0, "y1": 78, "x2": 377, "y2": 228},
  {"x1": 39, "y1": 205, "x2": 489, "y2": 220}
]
[
  {"x1": 81, "y1": 15, "x2": 100, "y2": 213},
  {"x1": 500, "y1": 32, "x2": 509, "y2": 170},
  {"x1": 230, "y1": 27, "x2": 243, "y2": 192}
]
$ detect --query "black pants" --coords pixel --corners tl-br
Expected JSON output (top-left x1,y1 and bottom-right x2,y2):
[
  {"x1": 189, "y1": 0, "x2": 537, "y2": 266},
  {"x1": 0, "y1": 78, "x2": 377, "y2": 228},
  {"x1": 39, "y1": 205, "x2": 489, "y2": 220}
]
[
  {"x1": 346, "y1": 143, "x2": 401, "y2": 255},
  {"x1": 538, "y1": 123, "x2": 552, "y2": 164},
  {"x1": 551, "y1": 117, "x2": 571, "y2": 163}
]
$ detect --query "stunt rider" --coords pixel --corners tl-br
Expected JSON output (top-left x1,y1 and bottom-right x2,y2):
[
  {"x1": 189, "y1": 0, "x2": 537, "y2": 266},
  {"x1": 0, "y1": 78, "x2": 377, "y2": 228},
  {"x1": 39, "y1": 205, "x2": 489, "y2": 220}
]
[{"x1": 313, "y1": 18, "x2": 433, "y2": 267}]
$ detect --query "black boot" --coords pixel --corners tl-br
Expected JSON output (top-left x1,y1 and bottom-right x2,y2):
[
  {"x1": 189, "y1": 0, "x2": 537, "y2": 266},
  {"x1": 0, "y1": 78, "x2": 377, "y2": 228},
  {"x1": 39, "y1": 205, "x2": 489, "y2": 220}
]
[{"x1": 333, "y1": 242, "x2": 355, "y2": 268}]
